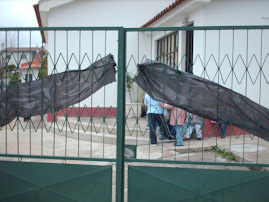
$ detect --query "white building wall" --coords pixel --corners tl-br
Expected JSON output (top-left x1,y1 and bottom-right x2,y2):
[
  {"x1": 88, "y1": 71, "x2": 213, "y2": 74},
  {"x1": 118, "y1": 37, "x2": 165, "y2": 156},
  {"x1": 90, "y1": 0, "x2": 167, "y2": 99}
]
[
  {"x1": 6, "y1": 51, "x2": 33, "y2": 66},
  {"x1": 42, "y1": 0, "x2": 174, "y2": 107},
  {"x1": 145, "y1": 0, "x2": 269, "y2": 108},
  {"x1": 194, "y1": 0, "x2": 269, "y2": 108},
  {"x1": 20, "y1": 68, "x2": 39, "y2": 83}
]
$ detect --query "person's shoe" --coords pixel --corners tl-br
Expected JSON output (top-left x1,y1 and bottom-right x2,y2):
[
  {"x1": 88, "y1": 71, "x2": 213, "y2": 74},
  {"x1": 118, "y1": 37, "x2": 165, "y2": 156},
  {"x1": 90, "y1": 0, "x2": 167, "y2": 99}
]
[
  {"x1": 151, "y1": 144, "x2": 156, "y2": 147},
  {"x1": 197, "y1": 137, "x2": 202, "y2": 140},
  {"x1": 174, "y1": 142, "x2": 183, "y2": 146},
  {"x1": 221, "y1": 136, "x2": 225, "y2": 139},
  {"x1": 167, "y1": 136, "x2": 175, "y2": 142}
]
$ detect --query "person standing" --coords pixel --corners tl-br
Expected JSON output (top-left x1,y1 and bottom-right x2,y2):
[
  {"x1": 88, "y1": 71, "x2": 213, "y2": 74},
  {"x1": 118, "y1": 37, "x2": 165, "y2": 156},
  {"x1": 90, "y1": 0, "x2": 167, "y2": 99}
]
[
  {"x1": 220, "y1": 123, "x2": 226, "y2": 138},
  {"x1": 144, "y1": 93, "x2": 171, "y2": 146},
  {"x1": 159, "y1": 103, "x2": 186, "y2": 146}
]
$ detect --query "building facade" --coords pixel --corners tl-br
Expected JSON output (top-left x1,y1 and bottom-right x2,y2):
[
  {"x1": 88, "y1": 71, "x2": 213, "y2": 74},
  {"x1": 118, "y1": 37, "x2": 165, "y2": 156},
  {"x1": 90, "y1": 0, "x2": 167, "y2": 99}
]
[
  {"x1": 35, "y1": 0, "x2": 269, "y2": 121},
  {"x1": 0, "y1": 47, "x2": 42, "y2": 91}
]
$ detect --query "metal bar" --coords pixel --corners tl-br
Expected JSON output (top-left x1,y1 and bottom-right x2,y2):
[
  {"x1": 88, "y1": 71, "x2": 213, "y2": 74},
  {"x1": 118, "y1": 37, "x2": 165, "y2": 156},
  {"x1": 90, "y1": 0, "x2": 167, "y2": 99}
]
[
  {"x1": 90, "y1": 30, "x2": 94, "y2": 158},
  {"x1": 0, "y1": 154, "x2": 116, "y2": 162},
  {"x1": 65, "y1": 30, "x2": 68, "y2": 158},
  {"x1": 136, "y1": 31, "x2": 139, "y2": 146},
  {"x1": 41, "y1": 35, "x2": 44, "y2": 156},
  {"x1": 1, "y1": 26, "x2": 269, "y2": 32},
  {"x1": 5, "y1": 30, "x2": 8, "y2": 154},
  {"x1": 103, "y1": 30, "x2": 107, "y2": 158},
  {"x1": 0, "y1": 27, "x2": 123, "y2": 31},
  {"x1": 125, "y1": 158, "x2": 269, "y2": 168},
  {"x1": 229, "y1": 29, "x2": 235, "y2": 163},
  {"x1": 116, "y1": 27, "x2": 126, "y2": 202},
  {"x1": 78, "y1": 30, "x2": 81, "y2": 158},
  {"x1": 257, "y1": 30, "x2": 263, "y2": 163},
  {"x1": 124, "y1": 25, "x2": 269, "y2": 32},
  {"x1": 243, "y1": 30, "x2": 249, "y2": 163},
  {"x1": 53, "y1": 30, "x2": 56, "y2": 156},
  {"x1": 17, "y1": 30, "x2": 20, "y2": 155},
  {"x1": 216, "y1": 29, "x2": 221, "y2": 162}
]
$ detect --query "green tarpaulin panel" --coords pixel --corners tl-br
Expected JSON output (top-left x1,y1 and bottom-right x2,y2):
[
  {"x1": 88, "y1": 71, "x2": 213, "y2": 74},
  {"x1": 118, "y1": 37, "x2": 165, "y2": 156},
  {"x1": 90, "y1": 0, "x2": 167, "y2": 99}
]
[
  {"x1": 0, "y1": 161, "x2": 112, "y2": 202},
  {"x1": 128, "y1": 166, "x2": 269, "y2": 202}
]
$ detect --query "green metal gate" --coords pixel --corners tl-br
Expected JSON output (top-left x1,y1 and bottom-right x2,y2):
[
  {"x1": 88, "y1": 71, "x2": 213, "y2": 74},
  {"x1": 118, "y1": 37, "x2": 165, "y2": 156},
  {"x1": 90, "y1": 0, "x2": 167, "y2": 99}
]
[
  {"x1": 123, "y1": 26, "x2": 269, "y2": 202},
  {"x1": 0, "y1": 26, "x2": 269, "y2": 201}
]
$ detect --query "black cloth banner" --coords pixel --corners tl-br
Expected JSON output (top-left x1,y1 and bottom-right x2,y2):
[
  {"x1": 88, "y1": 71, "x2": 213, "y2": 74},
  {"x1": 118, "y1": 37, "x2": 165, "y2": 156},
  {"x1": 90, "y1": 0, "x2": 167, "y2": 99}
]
[
  {"x1": 134, "y1": 60, "x2": 269, "y2": 140},
  {"x1": 0, "y1": 54, "x2": 116, "y2": 127}
]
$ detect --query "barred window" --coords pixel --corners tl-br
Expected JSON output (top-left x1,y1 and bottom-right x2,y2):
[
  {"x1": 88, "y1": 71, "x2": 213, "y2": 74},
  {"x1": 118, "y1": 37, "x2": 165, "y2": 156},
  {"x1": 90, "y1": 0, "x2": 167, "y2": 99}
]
[{"x1": 157, "y1": 32, "x2": 178, "y2": 68}]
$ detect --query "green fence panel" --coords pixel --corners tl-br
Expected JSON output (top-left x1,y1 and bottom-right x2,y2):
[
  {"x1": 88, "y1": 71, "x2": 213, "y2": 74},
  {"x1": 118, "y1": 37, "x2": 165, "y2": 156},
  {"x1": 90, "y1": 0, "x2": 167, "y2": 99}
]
[
  {"x1": 128, "y1": 166, "x2": 269, "y2": 202},
  {"x1": 0, "y1": 161, "x2": 112, "y2": 202}
]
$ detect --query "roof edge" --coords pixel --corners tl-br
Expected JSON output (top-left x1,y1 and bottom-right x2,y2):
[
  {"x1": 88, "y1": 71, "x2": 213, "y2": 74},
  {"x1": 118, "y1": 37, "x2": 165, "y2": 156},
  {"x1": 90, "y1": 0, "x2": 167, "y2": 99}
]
[
  {"x1": 141, "y1": 0, "x2": 186, "y2": 28},
  {"x1": 33, "y1": 4, "x2": 46, "y2": 43}
]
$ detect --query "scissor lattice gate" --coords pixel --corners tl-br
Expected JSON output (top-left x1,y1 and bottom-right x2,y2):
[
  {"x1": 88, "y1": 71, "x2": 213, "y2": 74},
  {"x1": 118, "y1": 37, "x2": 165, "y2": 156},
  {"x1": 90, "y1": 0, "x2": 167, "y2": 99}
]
[{"x1": 0, "y1": 26, "x2": 269, "y2": 201}]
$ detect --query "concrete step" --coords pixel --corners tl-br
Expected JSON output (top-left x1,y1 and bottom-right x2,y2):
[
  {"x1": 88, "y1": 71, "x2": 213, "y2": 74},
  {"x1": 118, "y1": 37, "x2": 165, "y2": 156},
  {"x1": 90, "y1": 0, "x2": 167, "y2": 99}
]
[
  {"x1": 49, "y1": 122, "x2": 150, "y2": 146},
  {"x1": 56, "y1": 116, "x2": 150, "y2": 138}
]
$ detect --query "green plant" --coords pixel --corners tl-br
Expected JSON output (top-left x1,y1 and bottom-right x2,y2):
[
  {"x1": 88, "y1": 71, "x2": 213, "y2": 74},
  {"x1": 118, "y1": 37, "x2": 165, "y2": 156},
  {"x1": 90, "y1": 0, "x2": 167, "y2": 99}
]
[
  {"x1": 8, "y1": 64, "x2": 16, "y2": 72},
  {"x1": 38, "y1": 50, "x2": 48, "y2": 79},
  {"x1": 207, "y1": 146, "x2": 236, "y2": 161},
  {"x1": 38, "y1": 69, "x2": 46, "y2": 79},
  {"x1": 8, "y1": 74, "x2": 19, "y2": 88},
  {"x1": 126, "y1": 72, "x2": 134, "y2": 103},
  {"x1": 126, "y1": 72, "x2": 133, "y2": 89}
]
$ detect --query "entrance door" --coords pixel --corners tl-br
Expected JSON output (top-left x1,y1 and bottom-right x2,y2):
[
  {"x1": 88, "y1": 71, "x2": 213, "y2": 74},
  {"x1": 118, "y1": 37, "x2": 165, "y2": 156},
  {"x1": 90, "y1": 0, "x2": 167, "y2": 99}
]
[{"x1": 185, "y1": 23, "x2": 193, "y2": 73}]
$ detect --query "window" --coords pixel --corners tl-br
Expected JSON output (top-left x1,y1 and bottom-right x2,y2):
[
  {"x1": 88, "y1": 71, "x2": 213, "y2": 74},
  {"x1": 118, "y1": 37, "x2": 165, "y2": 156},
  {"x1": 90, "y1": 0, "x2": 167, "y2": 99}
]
[{"x1": 157, "y1": 32, "x2": 178, "y2": 68}]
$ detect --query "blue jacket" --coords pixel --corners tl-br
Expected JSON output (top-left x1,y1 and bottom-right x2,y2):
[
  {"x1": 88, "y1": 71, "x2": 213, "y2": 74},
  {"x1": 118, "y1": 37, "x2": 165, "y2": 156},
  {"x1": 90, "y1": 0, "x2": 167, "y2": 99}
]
[{"x1": 144, "y1": 93, "x2": 166, "y2": 115}]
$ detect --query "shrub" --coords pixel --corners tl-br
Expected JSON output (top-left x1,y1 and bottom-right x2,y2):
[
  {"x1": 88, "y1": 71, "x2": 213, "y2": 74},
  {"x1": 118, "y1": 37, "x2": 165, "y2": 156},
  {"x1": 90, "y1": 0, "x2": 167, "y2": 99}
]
[{"x1": 8, "y1": 64, "x2": 16, "y2": 72}]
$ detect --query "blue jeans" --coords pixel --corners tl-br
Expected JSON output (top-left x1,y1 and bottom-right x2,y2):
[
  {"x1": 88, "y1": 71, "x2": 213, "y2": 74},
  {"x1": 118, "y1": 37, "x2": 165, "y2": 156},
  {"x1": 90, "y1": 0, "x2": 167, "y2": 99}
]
[
  {"x1": 159, "y1": 123, "x2": 173, "y2": 138},
  {"x1": 221, "y1": 123, "x2": 226, "y2": 137},
  {"x1": 169, "y1": 124, "x2": 176, "y2": 138},
  {"x1": 148, "y1": 113, "x2": 168, "y2": 144},
  {"x1": 146, "y1": 114, "x2": 149, "y2": 126},
  {"x1": 175, "y1": 125, "x2": 184, "y2": 145},
  {"x1": 185, "y1": 124, "x2": 203, "y2": 139}
]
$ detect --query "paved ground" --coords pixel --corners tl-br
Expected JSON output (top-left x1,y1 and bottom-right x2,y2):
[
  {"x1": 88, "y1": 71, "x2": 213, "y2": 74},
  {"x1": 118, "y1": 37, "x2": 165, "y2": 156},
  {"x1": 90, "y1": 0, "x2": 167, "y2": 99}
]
[{"x1": 1, "y1": 116, "x2": 268, "y2": 165}]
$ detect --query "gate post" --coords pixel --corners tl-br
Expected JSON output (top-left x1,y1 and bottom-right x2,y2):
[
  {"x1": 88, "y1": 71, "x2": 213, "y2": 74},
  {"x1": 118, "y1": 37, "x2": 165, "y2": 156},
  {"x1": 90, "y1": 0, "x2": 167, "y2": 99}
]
[{"x1": 116, "y1": 27, "x2": 126, "y2": 202}]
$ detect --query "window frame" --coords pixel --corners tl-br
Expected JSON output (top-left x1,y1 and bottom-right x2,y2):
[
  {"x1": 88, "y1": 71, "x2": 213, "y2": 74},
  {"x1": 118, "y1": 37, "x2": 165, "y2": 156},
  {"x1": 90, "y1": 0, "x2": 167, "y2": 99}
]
[{"x1": 156, "y1": 31, "x2": 178, "y2": 68}]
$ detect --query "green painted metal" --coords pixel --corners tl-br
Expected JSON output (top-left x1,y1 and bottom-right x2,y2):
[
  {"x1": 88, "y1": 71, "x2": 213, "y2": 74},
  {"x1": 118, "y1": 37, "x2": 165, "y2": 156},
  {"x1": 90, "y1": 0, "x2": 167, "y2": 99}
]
[
  {"x1": 128, "y1": 166, "x2": 269, "y2": 202},
  {"x1": 125, "y1": 25, "x2": 269, "y2": 31},
  {"x1": 1, "y1": 25, "x2": 269, "y2": 32},
  {"x1": 0, "y1": 27, "x2": 123, "y2": 31},
  {"x1": 116, "y1": 27, "x2": 126, "y2": 202},
  {"x1": 125, "y1": 158, "x2": 269, "y2": 168},
  {"x1": 1, "y1": 25, "x2": 269, "y2": 202},
  {"x1": 0, "y1": 161, "x2": 112, "y2": 201},
  {"x1": 0, "y1": 154, "x2": 116, "y2": 162}
]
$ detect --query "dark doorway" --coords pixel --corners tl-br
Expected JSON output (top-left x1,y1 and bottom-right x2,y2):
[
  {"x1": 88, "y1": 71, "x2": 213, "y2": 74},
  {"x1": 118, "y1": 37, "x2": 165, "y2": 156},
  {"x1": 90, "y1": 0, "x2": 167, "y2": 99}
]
[{"x1": 185, "y1": 23, "x2": 193, "y2": 74}]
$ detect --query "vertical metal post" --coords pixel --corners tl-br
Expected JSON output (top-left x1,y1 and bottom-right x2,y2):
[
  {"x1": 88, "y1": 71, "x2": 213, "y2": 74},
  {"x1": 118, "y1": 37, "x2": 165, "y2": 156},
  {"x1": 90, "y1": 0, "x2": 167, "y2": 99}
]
[{"x1": 116, "y1": 27, "x2": 126, "y2": 202}]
